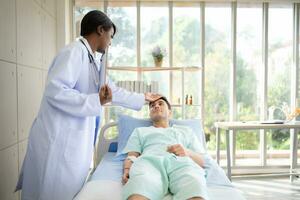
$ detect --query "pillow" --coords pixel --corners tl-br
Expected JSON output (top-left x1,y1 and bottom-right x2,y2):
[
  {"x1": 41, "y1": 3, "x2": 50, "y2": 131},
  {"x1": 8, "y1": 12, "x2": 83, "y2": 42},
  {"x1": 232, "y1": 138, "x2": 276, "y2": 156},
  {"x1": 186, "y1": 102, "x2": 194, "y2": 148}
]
[
  {"x1": 116, "y1": 115, "x2": 152, "y2": 156},
  {"x1": 170, "y1": 119, "x2": 206, "y2": 149},
  {"x1": 116, "y1": 114, "x2": 207, "y2": 156}
]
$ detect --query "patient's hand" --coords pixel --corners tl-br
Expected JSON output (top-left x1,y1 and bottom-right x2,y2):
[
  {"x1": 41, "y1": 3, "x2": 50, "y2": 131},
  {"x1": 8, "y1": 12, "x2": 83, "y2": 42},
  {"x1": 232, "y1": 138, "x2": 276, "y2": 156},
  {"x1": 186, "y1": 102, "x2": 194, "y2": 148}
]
[
  {"x1": 122, "y1": 169, "x2": 130, "y2": 185},
  {"x1": 167, "y1": 144, "x2": 189, "y2": 157},
  {"x1": 168, "y1": 144, "x2": 205, "y2": 167}
]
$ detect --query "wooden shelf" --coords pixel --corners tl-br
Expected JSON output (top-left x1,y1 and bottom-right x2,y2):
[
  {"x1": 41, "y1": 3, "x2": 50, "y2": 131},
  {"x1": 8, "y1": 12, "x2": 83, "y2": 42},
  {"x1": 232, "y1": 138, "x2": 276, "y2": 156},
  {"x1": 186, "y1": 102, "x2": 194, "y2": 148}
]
[
  {"x1": 103, "y1": 104, "x2": 201, "y2": 107},
  {"x1": 172, "y1": 104, "x2": 202, "y2": 107},
  {"x1": 107, "y1": 66, "x2": 202, "y2": 72}
]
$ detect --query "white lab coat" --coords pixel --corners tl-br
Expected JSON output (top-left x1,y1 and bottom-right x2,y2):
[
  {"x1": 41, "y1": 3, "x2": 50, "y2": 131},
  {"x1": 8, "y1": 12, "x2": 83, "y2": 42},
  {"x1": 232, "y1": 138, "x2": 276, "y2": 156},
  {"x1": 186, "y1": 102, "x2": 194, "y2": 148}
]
[{"x1": 16, "y1": 38, "x2": 145, "y2": 200}]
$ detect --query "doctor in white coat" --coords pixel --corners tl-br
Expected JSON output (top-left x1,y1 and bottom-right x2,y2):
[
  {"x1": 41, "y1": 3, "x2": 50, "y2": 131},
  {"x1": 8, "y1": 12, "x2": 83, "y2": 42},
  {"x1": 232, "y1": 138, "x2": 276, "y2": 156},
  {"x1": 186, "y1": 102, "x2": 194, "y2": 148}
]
[{"x1": 16, "y1": 10, "x2": 160, "y2": 200}]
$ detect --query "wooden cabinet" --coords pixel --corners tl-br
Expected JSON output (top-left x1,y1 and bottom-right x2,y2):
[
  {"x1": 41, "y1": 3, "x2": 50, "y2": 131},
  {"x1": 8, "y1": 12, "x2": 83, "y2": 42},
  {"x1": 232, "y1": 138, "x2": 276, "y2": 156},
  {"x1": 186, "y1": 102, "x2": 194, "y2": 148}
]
[
  {"x1": 0, "y1": 61, "x2": 18, "y2": 150},
  {"x1": 18, "y1": 65, "x2": 43, "y2": 140},
  {"x1": 17, "y1": 0, "x2": 42, "y2": 68},
  {"x1": 0, "y1": 0, "x2": 16, "y2": 62},
  {"x1": 0, "y1": 145, "x2": 19, "y2": 200}
]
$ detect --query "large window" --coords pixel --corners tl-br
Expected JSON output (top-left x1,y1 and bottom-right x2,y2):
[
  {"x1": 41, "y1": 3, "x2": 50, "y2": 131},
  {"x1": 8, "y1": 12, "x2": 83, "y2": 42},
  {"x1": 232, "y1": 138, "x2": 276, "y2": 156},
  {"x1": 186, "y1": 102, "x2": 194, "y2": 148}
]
[
  {"x1": 205, "y1": 4, "x2": 231, "y2": 155},
  {"x1": 173, "y1": 4, "x2": 202, "y2": 119},
  {"x1": 298, "y1": 133, "x2": 300, "y2": 164},
  {"x1": 74, "y1": 1, "x2": 300, "y2": 170},
  {"x1": 235, "y1": 4, "x2": 262, "y2": 166},
  {"x1": 107, "y1": 3, "x2": 137, "y2": 67},
  {"x1": 141, "y1": 3, "x2": 169, "y2": 67},
  {"x1": 140, "y1": 3, "x2": 170, "y2": 109},
  {"x1": 267, "y1": 4, "x2": 293, "y2": 166},
  {"x1": 173, "y1": 4, "x2": 200, "y2": 67}
]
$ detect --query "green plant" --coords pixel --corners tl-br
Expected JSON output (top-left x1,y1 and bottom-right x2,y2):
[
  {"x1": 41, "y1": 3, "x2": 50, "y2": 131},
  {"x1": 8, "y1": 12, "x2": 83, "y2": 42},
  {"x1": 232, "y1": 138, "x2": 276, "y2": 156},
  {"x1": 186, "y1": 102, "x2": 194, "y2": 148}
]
[{"x1": 151, "y1": 45, "x2": 166, "y2": 61}]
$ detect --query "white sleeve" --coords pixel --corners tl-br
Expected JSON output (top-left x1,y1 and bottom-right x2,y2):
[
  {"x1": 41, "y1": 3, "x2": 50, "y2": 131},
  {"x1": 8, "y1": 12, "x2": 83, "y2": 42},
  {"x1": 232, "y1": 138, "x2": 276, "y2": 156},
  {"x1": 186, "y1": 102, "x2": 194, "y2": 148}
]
[
  {"x1": 107, "y1": 78, "x2": 145, "y2": 111},
  {"x1": 45, "y1": 46, "x2": 102, "y2": 117}
]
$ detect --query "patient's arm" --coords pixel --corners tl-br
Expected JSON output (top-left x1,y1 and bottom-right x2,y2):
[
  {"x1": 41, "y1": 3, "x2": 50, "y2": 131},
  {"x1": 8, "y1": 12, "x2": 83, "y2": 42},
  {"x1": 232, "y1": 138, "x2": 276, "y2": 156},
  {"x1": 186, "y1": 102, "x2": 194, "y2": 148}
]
[
  {"x1": 187, "y1": 149, "x2": 205, "y2": 168},
  {"x1": 122, "y1": 151, "x2": 140, "y2": 185},
  {"x1": 167, "y1": 144, "x2": 204, "y2": 168}
]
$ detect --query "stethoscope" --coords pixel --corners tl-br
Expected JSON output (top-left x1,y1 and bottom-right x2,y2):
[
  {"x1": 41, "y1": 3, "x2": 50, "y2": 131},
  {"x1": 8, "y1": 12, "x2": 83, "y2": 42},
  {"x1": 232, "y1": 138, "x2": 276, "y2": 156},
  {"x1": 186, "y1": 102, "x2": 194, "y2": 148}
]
[{"x1": 80, "y1": 39, "x2": 105, "y2": 90}]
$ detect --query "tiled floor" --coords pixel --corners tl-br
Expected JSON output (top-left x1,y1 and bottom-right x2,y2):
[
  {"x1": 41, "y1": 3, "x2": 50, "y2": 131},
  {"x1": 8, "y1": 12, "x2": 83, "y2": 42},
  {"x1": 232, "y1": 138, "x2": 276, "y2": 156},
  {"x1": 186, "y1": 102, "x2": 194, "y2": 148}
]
[{"x1": 232, "y1": 176, "x2": 300, "y2": 200}]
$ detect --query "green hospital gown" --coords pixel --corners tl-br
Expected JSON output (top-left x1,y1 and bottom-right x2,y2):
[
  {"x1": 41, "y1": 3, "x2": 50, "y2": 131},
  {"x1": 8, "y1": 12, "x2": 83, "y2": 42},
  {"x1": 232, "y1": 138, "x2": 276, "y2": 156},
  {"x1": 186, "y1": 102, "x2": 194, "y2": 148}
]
[{"x1": 122, "y1": 125, "x2": 209, "y2": 200}]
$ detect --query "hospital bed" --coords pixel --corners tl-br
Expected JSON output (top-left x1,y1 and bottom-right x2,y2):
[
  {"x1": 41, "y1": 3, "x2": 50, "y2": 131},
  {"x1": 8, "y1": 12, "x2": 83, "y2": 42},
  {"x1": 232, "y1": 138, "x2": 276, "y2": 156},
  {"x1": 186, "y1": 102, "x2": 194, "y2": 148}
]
[{"x1": 75, "y1": 115, "x2": 246, "y2": 200}]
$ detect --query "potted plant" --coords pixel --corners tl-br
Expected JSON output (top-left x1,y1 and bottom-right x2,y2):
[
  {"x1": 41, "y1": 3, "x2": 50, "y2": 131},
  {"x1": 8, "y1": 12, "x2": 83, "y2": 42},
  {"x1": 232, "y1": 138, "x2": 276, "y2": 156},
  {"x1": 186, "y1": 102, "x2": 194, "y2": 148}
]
[{"x1": 151, "y1": 45, "x2": 166, "y2": 67}]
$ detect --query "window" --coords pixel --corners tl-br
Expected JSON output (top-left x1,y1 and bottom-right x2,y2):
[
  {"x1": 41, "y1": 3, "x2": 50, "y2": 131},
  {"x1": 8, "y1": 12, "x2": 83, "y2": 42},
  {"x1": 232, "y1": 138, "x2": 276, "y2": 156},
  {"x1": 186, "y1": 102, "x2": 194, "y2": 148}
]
[
  {"x1": 298, "y1": 133, "x2": 300, "y2": 164},
  {"x1": 267, "y1": 4, "x2": 293, "y2": 166},
  {"x1": 73, "y1": 1, "x2": 300, "y2": 170},
  {"x1": 205, "y1": 4, "x2": 231, "y2": 156},
  {"x1": 173, "y1": 4, "x2": 200, "y2": 67},
  {"x1": 107, "y1": 3, "x2": 137, "y2": 67},
  {"x1": 141, "y1": 3, "x2": 169, "y2": 67},
  {"x1": 106, "y1": 71, "x2": 140, "y2": 121},
  {"x1": 173, "y1": 4, "x2": 201, "y2": 119},
  {"x1": 142, "y1": 71, "x2": 170, "y2": 101},
  {"x1": 235, "y1": 4, "x2": 262, "y2": 166}
]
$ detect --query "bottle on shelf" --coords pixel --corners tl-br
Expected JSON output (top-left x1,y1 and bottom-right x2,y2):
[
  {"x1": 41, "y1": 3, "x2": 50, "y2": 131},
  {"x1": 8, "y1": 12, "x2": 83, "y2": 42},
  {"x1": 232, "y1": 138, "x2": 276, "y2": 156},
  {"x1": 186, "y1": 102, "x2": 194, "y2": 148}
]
[
  {"x1": 189, "y1": 95, "x2": 193, "y2": 105},
  {"x1": 185, "y1": 95, "x2": 189, "y2": 105}
]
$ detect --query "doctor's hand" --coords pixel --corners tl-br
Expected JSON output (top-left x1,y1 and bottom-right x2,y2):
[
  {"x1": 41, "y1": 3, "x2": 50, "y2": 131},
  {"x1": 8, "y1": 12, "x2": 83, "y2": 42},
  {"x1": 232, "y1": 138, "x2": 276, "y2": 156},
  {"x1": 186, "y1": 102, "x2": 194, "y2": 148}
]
[
  {"x1": 144, "y1": 92, "x2": 162, "y2": 102},
  {"x1": 99, "y1": 84, "x2": 112, "y2": 105},
  {"x1": 167, "y1": 144, "x2": 190, "y2": 157}
]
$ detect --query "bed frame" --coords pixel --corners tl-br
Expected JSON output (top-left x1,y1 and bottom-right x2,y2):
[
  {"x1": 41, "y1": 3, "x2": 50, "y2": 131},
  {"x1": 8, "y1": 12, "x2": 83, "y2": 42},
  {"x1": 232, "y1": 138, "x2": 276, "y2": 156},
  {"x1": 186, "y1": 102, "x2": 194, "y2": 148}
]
[
  {"x1": 77, "y1": 122, "x2": 247, "y2": 200},
  {"x1": 94, "y1": 121, "x2": 118, "y2": 167}
]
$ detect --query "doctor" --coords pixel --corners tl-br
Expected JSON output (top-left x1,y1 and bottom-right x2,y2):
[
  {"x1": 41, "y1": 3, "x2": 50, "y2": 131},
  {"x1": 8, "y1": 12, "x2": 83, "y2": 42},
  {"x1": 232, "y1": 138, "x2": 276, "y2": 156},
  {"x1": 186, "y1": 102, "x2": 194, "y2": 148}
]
[{"x1": 16, "y1": 10, "x2": 160, "y2": 200}]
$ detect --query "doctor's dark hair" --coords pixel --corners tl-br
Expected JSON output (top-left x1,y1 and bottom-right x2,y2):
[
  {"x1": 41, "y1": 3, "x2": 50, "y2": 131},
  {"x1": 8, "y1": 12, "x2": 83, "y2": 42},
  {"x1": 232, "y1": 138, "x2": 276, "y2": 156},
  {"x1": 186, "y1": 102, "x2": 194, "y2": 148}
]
[
  {"x1": 80, "y1": 10, "x2": 117, "y2": 37},
  {"x1": 149, "y1": 96, "x2": 171, "y2": 110}
]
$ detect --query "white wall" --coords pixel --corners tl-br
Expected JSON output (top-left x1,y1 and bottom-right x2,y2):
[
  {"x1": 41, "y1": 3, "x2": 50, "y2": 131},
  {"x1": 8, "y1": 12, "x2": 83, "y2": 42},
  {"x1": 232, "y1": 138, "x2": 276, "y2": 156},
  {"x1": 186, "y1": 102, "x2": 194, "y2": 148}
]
[
  {"x1": 56, "y1": 0, "x2": 73, "y2": 50},
  {"x1": 0, "y1": 0, "x2": 62, "y2": 199}
]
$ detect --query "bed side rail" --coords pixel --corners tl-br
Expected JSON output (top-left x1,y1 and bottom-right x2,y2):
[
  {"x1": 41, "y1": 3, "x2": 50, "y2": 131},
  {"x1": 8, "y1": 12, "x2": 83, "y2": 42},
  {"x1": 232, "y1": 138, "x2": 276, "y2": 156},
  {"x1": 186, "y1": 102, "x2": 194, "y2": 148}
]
[{"x1": 94, "y1": 121, "x2": 118, "y2": 167}]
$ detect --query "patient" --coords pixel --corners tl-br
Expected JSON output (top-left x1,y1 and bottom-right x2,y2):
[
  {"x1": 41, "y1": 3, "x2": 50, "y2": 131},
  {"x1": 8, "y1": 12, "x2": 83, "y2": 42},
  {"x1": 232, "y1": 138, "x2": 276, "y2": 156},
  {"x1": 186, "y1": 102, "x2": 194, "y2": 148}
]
[{"x1": 122, "y1": 96, "x2": 208, "y2": 200}]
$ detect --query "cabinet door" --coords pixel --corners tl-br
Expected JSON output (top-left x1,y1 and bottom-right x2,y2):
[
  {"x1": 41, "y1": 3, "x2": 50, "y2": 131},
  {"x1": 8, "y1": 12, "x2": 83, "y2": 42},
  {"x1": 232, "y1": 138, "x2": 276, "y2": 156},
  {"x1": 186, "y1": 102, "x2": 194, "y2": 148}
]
[
  {"x1": 0, "y1": 61, "x2": 17, "y2": 150},
  {"x1": 42, "y1": 11, "x2": 56, "y2": 70},
  {"x1": 17, "y1": 0, "x2": 42, "y2": 68},
  {"x1": 18, "y1": 65, "x2": 43, "y2": 140},
  {"x1": 0, "y1": 0, "x2": 16, "y2": 62},
  {"x1": 42, "y1": 70, "x2": 48, "y2": 91},
  {"x1": 18, "y1": 140, "x2": 28, "y2": 171},
  {"x1": 33, "y1": 0, "x2": 42, "y2": 6},
  {"x1": 0, "y1": 145, "x2": 19, "y2": 200},
  {"x1": 42, "y1": 0, "x2": 56, "y2": 17}
]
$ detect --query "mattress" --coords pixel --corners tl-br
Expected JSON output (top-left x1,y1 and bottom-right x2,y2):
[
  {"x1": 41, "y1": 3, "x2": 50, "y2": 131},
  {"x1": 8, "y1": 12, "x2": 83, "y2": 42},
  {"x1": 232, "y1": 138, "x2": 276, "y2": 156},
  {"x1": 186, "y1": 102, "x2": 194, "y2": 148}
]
[{"x1": 75, "y1": 153, "x2": 246, "y2": 200}]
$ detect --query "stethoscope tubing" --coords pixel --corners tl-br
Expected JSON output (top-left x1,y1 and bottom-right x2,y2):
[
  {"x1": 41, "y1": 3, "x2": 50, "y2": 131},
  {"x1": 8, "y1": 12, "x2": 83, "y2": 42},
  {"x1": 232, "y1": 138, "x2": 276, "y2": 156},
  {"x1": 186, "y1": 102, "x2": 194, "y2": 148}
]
[{"x1": 80, "y1": 39, "x2": 104, "y2": 91}]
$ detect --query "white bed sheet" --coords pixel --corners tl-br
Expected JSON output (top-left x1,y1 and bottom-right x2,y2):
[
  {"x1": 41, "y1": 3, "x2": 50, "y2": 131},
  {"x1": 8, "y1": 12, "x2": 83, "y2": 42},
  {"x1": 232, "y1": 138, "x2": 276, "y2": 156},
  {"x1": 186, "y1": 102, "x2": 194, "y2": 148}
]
[{"x1": 75, "y1": 153, "x2": 246, "y2": 200}]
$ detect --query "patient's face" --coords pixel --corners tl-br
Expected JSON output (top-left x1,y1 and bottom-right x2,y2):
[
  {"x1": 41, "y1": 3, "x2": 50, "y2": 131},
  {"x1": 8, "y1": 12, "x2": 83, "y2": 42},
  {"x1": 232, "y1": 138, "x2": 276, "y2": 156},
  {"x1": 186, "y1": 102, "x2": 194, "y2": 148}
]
[{"x1": 149, "y1": 99, "x2": 171, "y2": 122}]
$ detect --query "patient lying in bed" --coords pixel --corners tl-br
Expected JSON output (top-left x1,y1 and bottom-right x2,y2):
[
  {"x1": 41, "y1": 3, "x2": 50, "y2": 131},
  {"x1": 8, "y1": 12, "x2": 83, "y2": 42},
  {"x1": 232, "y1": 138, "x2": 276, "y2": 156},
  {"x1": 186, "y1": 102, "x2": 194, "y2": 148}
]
[{"x1": 122, "y1": 96, "x2": 209, "y2": 200}]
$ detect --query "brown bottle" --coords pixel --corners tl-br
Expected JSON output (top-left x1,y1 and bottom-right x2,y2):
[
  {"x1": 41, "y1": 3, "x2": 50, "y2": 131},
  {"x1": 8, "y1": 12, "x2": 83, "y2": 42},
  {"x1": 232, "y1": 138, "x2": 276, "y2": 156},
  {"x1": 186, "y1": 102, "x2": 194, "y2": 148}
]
[{"x1": 189, "y1": 95, "x2": 193, "y2": 105}]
